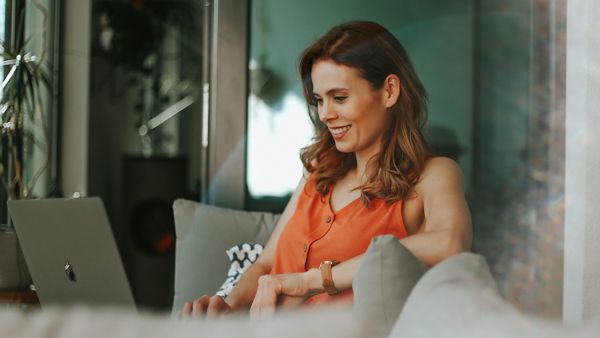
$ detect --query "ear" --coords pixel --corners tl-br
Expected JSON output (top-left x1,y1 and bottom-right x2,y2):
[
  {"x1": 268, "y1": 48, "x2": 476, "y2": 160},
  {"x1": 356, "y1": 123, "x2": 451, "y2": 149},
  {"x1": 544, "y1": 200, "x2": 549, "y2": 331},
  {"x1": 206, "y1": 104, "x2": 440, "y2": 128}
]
[{"x1": 382, "y1": 74, "x2": 401, "y2": 108}]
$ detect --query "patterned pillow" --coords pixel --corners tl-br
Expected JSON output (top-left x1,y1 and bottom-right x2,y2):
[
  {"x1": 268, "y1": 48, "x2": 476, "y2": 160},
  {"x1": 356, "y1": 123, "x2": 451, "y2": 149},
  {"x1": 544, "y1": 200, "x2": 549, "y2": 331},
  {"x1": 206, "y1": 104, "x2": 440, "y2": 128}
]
[{"x1": 216, "y1": 243, "x2": 263, "y2": 298}]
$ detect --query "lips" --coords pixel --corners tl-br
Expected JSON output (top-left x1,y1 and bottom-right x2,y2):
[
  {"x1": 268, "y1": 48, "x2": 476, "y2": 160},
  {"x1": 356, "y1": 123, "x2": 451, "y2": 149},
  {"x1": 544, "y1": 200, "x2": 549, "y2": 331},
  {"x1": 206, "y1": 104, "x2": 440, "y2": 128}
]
[{"x1": 329, "y1": 125, "x2": 351, "y2": 140}]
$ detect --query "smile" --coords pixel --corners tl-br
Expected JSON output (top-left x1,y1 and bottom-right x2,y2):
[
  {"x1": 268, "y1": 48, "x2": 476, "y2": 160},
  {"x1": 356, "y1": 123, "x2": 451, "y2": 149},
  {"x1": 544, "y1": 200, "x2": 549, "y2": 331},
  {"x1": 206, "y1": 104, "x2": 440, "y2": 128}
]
[{"x1": 329, "y1": 125, "x2": 351, "y2": 139}]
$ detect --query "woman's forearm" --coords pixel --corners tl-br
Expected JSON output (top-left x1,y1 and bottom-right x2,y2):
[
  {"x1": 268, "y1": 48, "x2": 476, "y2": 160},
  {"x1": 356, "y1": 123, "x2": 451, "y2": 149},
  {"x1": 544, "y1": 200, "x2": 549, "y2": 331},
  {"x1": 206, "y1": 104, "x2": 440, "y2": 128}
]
[
  {"x1": 304, "y1": 230, "x2": 468, "y2": 294},
  {"x1": 250, "y1": 229, "x2": 469, "y2": 308},
  {"x1": 224, "y1": 260, "x2": 271, "y2": 311},
  {"x1": 300, "y1": 256, "x2": 362, "y2": 296},
  {"x1": 398, "y1": 229, "x2": 469, "y2": 266}
]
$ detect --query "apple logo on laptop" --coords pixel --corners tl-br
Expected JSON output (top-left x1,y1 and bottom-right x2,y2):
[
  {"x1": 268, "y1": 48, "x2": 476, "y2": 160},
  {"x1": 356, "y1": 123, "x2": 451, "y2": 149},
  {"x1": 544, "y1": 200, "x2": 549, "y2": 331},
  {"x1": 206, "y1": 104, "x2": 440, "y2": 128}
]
[{"x1": 64, "y1": 260, "x2": 77, "y2": 282}]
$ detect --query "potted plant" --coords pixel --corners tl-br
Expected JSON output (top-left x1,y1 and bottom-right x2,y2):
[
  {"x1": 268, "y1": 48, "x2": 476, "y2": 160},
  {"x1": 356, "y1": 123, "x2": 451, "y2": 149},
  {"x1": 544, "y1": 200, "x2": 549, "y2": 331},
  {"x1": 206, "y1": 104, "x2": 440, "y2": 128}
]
[{"x1": 0, "y1": 8, "x2": 53, "y2": 291}]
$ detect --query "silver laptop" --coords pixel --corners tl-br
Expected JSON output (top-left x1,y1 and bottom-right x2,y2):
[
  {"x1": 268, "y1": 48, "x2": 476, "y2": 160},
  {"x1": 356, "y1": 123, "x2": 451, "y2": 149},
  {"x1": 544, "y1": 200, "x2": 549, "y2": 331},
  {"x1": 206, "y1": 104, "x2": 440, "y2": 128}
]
[{"x1": 7, "y1": 197, "x2": 135, "y2": 310}]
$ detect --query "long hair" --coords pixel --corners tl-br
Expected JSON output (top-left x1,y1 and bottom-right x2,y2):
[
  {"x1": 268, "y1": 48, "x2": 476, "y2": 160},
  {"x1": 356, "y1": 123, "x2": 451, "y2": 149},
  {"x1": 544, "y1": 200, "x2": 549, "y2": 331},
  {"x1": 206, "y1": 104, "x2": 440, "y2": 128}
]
[{"x1": 299, "y1": 21, "x2": 429, "y2": 205}]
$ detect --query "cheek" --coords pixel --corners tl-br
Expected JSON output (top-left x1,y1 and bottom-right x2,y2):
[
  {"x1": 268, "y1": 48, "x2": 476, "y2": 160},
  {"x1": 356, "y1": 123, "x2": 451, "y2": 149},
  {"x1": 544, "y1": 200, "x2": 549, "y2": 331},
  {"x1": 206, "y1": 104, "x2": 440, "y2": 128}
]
[
  {"x1": 350, "y1": 110, "x2": 389, "y2": 146},
  {"x1": 358, "y1": 107, "x2": 388, "y2": 131}
]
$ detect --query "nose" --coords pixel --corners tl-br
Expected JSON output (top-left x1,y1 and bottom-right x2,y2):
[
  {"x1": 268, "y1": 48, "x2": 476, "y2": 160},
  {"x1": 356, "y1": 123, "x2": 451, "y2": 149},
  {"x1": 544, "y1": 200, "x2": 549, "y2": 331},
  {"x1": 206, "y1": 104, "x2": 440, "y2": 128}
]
[{"x1": 318, "y1": 101, "x2": 337, "y2": 123}]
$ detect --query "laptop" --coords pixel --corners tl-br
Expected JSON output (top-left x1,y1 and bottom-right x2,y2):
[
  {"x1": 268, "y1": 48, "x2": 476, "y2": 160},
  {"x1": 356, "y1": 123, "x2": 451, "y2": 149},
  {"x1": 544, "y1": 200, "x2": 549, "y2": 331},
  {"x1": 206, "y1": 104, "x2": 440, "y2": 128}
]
[{"x1": 7, "y1": 197, "x2": 136, "y2": 310}]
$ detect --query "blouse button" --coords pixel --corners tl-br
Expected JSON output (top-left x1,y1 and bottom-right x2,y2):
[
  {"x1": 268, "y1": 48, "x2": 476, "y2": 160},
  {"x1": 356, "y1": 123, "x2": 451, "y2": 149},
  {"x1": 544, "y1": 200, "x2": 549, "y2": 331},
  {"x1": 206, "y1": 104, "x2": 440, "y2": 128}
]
[
  {"x1": 325, "y1": 215, "x2": 332, "y2": 223},
  {"x1": 303, "y1": 244, "x2": 308, "y2": 252}
]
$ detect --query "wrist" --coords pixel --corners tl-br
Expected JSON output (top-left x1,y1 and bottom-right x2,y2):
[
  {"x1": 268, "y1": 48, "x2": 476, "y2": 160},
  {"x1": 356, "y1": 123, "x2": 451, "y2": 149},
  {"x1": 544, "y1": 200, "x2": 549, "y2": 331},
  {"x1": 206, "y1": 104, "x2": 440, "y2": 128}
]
[
  {"x1": 304, "y1": 268, "x2": 324, "y2": 296},
  {"x1": 319, "y1": 260, "x2": 341, "y2": 295},
  {"x1": 223, "y1": 297, "x2": 240, "y2": 311}
]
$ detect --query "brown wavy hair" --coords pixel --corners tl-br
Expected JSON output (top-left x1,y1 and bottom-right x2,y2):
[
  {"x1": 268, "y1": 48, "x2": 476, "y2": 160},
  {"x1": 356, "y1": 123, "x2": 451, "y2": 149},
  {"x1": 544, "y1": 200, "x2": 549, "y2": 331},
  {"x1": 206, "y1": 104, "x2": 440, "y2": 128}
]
[{"x1": 299, "y1": 21, "x2": 430, "y2": 206}]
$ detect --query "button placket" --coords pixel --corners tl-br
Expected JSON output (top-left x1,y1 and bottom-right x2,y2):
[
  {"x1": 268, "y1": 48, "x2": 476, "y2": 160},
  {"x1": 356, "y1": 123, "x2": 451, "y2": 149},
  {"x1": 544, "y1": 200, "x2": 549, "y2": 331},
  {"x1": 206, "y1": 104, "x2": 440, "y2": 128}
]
[{"x1": 303, "y1": 213, "x2": 336, "y2": 269}]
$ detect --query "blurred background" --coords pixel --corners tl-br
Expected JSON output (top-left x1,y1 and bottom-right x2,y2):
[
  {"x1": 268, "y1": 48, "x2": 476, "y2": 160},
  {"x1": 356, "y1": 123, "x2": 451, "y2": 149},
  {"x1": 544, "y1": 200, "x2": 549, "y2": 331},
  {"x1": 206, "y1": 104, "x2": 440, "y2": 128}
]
[{"x1": 0, "y1": 0, "x2": 566, "y2": 317}]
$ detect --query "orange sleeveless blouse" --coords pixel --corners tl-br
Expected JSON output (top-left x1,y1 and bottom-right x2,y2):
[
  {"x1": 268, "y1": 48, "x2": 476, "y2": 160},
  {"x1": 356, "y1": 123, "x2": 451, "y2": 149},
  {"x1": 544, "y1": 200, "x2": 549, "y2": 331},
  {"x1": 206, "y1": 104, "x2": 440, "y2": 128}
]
[{"x1": 270, "y1": 176, "x2": 408, "y2": 306}]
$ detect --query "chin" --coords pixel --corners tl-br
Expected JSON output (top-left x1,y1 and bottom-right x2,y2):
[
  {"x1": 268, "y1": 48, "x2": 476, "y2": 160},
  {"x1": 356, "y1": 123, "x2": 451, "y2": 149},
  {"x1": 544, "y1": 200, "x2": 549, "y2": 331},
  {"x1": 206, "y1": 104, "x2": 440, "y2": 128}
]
[{"x1": 334, "y1": 142, "x2": 355, "y2": 153}]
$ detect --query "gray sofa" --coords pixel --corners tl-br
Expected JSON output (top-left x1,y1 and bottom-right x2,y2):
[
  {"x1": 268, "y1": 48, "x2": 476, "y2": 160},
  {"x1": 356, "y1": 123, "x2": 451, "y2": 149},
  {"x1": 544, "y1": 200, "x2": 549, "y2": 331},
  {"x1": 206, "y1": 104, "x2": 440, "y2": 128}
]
[
  {"x1": 170, "y1": 199, "x2": 598, "y2": 338},
  {"x1": 0, "y1": 200, "x2": 597, "y2": 338}
]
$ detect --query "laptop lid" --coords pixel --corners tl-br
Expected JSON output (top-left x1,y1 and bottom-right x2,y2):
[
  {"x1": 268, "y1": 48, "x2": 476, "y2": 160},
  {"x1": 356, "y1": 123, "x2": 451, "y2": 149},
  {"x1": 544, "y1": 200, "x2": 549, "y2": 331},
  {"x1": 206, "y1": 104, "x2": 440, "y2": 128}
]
[{"x1": 7, "y1": 197, "x2": 135, "y2": 310}]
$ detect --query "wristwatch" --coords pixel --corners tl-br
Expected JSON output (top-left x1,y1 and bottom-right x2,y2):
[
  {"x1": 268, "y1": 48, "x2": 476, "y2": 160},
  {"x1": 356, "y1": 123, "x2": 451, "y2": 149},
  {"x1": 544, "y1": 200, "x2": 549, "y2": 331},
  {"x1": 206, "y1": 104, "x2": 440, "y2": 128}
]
[{"x1": 319, "y1": 260, "x2": 341, "y2": 295}]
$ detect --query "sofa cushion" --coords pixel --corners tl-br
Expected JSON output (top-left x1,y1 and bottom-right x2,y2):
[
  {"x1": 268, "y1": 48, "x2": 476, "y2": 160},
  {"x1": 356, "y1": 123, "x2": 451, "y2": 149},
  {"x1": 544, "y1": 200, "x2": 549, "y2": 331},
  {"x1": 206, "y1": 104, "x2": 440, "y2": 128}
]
[
  {"x1": 390, "y1": 253, "x2": 571, "y2": 338},
  {"x1": 0, "y1": 305, "x2": 367, "y2": 338},
  {"x1": 172, "y1": 200, "x2": 280, "y2": 312},
  {"x1": 353, "y1": 235, "x2": 428, "y2": 338},
  {"x1": 390, "y1": 253, "x2": 495, "y2": 338}
]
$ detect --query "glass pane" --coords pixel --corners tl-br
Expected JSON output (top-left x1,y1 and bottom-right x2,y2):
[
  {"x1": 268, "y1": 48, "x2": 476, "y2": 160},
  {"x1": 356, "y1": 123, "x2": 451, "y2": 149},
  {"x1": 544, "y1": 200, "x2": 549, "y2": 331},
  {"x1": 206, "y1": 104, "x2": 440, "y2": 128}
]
[
  {"x1": 0, "y1": 2, "x2": 5, "y2": 97},
  {"x1": 24, "y1": 0, "x2": 58, "y2": 199},
  {"x1": 0, "y1": 1, "x2": 58, "y2": 224},
  {"x1": 89, "y1": 0, "x2": 204, "y2": 310},
  {"x1": 246, "y1": 0, "x2": 565, "y2": 317},
  {"x1": 89, "y1": 0, "x2": 204, "y2": 214}
]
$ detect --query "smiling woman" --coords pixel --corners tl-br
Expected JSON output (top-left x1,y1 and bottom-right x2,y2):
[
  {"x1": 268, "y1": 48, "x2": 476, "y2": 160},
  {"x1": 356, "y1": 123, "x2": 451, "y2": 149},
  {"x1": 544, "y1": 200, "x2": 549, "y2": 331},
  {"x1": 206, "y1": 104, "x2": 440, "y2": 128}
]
[
  {"x1": 181, "y1": 20, "x2": 471, "y2": 317},
  {"x1": 299, "y1": 21, "x2": 429, "y2": 207}
]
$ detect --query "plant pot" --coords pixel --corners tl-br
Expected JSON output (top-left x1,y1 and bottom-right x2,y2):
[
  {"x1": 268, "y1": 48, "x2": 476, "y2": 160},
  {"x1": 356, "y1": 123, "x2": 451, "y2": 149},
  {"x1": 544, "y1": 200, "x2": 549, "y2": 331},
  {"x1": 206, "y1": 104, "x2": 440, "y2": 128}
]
[{"x1": 0, "y1": 225, "x2": 32, "y2": 291}]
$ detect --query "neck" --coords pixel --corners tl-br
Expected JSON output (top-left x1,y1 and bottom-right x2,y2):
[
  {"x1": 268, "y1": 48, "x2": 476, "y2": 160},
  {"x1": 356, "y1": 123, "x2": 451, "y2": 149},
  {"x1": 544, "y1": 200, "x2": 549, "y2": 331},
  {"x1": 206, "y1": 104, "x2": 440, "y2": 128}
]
[{"x1": 354, "y1": 142, "x2": 381, "y2": 182}]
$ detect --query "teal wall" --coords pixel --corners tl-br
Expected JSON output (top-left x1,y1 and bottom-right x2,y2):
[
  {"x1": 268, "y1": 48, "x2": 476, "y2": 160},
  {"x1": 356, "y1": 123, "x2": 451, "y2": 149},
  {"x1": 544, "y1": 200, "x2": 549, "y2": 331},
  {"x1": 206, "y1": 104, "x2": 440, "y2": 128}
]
[
  {"x1": 474, "y1": 1, "x2": 531, "y2": 191},
  {"x1": 249, "y1": 0, "x2": 475, "y2": 188}
]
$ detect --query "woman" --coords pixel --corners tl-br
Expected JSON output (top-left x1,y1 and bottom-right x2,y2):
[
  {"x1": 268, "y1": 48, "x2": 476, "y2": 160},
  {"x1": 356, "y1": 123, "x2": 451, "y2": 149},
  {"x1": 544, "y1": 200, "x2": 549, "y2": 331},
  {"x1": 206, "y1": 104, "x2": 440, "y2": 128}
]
[{"x1": 181, "y1": 20, "x2": 471, "y2": 317}]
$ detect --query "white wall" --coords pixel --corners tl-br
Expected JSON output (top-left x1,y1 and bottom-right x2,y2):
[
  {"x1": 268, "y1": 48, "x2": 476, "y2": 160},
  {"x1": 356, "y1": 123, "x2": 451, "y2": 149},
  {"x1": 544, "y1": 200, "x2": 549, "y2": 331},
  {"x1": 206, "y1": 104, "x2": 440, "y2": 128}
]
[{"x1": 563, "y1": 0, "x2": 600, "y2": 324}]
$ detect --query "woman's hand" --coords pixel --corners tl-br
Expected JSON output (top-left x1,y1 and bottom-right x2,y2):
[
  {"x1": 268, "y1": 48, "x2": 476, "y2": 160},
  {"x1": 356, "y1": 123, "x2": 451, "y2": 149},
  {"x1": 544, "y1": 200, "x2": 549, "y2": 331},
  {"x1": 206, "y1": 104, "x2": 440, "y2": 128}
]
[
  {"x1": 180, "y1": 294, "x2": 232, "y2": 318},
  {"x1": 250, "y1": 269, "x2": 320, "y2": 317}
]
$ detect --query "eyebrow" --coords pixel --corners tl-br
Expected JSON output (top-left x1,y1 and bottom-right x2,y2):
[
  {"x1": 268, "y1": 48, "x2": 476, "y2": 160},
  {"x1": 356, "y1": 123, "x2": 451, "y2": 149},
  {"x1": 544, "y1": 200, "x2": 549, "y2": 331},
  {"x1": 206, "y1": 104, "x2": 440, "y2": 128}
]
[{"x1": 312, "y1": 88, "x2": 349, "y2": 97}]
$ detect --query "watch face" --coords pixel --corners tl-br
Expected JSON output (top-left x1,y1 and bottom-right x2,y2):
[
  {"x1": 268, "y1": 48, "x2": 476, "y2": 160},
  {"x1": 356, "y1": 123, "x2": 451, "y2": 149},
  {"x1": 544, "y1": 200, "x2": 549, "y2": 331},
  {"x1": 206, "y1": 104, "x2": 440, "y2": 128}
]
[{"x1": 320, "y1": 260, "x2": 339, "y2": 267}]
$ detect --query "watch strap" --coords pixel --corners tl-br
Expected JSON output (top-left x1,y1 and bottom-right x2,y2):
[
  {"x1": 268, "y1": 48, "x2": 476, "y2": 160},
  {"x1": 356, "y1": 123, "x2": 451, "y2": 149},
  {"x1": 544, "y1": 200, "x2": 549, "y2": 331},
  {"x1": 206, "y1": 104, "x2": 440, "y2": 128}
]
[{"x1": 320, "y1": 260, "x2": 341, "y2": 295}]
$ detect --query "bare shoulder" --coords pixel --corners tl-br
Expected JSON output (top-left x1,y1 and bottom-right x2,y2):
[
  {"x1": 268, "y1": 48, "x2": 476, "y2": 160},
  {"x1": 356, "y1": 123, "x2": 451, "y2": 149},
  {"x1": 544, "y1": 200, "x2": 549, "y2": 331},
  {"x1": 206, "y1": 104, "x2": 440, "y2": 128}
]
[{"x1": 418, "y1": 156, "x2": 464, "y2": 190}]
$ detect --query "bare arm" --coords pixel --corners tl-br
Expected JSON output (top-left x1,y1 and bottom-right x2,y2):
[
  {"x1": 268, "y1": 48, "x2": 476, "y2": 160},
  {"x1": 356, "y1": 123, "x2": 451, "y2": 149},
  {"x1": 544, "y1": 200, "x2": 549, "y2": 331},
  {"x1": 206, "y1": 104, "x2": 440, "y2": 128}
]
[
  {"x1": 181, "y1": 174, "x2": 308, "y2": 316},
  {"x1": 250, "y1": 157, "x2": 472, "y2": 315}
]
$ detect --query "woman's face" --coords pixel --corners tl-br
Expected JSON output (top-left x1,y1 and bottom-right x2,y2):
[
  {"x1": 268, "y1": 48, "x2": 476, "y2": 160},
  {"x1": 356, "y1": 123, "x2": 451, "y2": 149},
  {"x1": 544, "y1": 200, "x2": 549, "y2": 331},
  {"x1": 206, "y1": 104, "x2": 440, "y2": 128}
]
[{"x1": 311, "y1": 60, "x2": 391, "y2": 157}]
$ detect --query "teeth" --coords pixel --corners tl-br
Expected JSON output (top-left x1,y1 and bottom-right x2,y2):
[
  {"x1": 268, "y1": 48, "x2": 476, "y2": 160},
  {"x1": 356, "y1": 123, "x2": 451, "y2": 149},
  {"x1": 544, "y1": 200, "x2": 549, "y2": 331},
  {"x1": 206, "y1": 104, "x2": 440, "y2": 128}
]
[{"x1": 330, "y1": 125, "x2": 351, "y2": 136}]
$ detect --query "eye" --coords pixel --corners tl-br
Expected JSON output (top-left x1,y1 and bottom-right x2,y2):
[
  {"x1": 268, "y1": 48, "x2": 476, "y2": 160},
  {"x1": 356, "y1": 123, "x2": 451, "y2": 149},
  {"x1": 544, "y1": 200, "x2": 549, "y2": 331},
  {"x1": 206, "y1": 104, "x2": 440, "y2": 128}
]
[
  {"x1": 314, "y1": 98, "x2": 323, "y2": 106},
  {"x1": 334, "y1": 96, "x2": 347, "y2": 102}
]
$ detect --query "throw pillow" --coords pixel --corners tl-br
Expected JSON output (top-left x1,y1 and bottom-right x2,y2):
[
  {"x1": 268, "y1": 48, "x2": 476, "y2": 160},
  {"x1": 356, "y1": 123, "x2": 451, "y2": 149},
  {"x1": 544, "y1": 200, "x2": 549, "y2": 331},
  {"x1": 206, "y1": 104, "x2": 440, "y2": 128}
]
[
  {"x1": 171, "y1": 200, "x2": 280, "y2": 313},
  {"x1": 216, "y1": 243, "x2": 264, "y2": 298},
  {"x1": 353, "y1": 235, "x2": 428, "y2": 338},
  {"x1": 389, "y1": 252, "x2": 533, "y2": 338}
]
